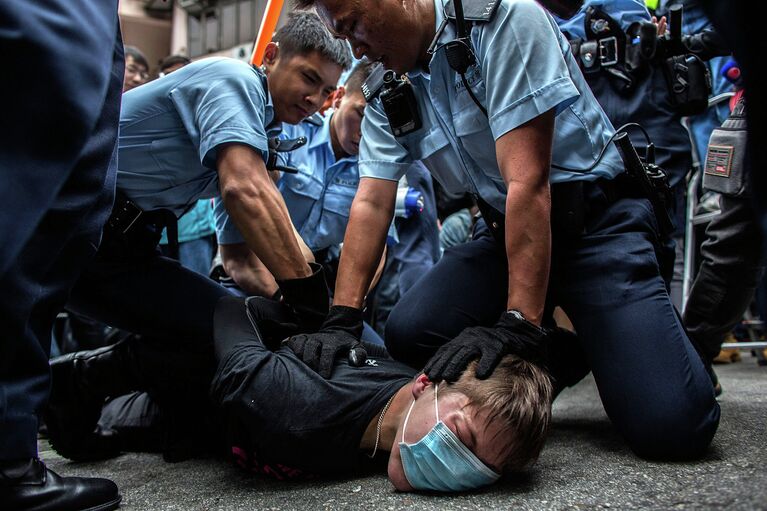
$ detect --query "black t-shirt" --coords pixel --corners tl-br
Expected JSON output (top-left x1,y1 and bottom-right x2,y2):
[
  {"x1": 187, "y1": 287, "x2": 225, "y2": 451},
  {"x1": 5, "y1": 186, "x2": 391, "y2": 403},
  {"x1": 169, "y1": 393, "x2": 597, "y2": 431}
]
[{"x1": 210, "y1": 339, "x2": 415, "y2": 477}]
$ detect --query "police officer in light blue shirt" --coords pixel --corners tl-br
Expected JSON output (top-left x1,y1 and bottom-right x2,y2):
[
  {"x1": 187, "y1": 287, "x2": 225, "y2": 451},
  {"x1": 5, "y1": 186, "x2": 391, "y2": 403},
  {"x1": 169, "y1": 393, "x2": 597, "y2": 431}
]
[
  {"x1": 216, "y1": 62, "x2": 372, "y2": 297},
  {"x1": 44, "y1": 13, "x2": 353, "y2": 464},
  {"x1": 67, "y1": 13, "x2": 350, "y2": 341},
  {"x1": 279, "y1": 116, "x2": 362, "y2": 252},
  {"x1": 294, "y1": 0, "x2": 719, "y2": 465}
]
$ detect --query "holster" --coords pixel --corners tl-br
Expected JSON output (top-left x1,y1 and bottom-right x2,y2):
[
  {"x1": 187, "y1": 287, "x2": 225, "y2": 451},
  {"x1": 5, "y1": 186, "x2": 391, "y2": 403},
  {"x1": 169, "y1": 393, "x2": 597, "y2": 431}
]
[
  {"x1": 101, "y1": 192, "x2": 179, "y2": 259},
  {"x1": 662, "y1": 53, "x2": 711, "y2": 116}
]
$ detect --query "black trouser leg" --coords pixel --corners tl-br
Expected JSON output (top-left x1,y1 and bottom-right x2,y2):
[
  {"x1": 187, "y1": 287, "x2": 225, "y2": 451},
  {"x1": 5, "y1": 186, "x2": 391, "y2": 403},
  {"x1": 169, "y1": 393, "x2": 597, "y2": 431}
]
[{"x1": 683, "y1": 194, "x2": 766, "y2": 361}]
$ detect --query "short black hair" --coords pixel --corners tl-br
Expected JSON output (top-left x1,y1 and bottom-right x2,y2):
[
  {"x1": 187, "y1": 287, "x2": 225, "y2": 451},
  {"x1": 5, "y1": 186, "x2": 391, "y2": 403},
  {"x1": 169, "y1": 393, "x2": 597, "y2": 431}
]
[
  {"x1": 293, "y1": 0, "x2": 316, "y2": 7},
  {"x1": 273, "y1": 11, "x2": 352, "y2": 70},
  {"x1": 124, "y1": 45, "x2": 149, "y2": 70},
  {"x1": 159, "y1": 54, "x2": 191, "y2": 73},
  {"x1": 344, "y1": 61, "x2": 376, "y2": 96}
]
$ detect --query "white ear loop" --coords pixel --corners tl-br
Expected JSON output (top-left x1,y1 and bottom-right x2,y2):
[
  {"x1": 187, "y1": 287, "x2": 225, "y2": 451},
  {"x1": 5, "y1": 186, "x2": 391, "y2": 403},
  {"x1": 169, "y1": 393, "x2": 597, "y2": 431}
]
[{"x1": 401, "y1": 382, "x2": 441, "y2": 444}]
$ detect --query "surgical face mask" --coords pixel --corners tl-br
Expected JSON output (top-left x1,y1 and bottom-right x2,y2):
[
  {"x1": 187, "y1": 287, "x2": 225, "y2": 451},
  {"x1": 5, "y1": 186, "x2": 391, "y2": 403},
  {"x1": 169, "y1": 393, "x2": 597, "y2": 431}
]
[{"x1": 398, "y1": 384, "x2": 501, "y2": 492}]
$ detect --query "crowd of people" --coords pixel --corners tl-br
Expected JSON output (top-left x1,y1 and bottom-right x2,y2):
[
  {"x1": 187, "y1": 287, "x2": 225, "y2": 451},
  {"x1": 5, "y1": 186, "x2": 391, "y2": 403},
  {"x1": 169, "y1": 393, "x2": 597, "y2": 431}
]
[{"x1": 1, "y1": 0, "x2": 764, "y2": 510}]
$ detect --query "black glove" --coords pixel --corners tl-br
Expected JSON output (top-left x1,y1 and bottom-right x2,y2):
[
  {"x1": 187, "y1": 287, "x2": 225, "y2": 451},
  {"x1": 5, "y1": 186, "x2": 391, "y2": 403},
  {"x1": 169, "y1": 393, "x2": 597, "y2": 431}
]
[
  {"x1": 424, "y1": 311, "x2": 549, "y2": 383},
  {"x1": 545, "y1": 326, "x2": 590, "y2": 398},
  {"x1": 276, "y1": 262, "x2": 330, "y2": 332},
  {"x1": 283, "y1": 305, "x2": 367, "y2": 378},
  {"x1": 243, "y1": 296, "x2": 301, "y2": 350}
]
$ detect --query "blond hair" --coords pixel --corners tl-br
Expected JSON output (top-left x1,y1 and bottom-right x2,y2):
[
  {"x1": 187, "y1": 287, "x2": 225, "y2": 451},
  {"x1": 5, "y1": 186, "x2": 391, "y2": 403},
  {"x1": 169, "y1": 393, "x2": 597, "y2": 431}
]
[{"x1": 444, "y1": 355, "x2": 553, "y2": 472}]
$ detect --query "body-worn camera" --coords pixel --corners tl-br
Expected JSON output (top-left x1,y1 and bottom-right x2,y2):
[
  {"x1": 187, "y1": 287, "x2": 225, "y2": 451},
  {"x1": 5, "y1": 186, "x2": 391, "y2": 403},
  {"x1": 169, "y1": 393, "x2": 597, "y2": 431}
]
[{"x1": 362, "y1": 62, "x2": 422, "y2": 137}]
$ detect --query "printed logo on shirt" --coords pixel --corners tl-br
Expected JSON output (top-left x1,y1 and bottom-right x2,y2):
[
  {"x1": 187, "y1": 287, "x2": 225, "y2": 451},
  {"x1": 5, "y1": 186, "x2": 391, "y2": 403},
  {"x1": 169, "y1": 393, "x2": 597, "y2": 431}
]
[
  {"x1": 365, "y1": 359, "x2": 379, "y2": 367},
  {"x1": 334, "y1": 177, "x2": 360, "y2": 187},
  {"x1": 454, "y1": 65, "x2": 483, "y2": 93}
]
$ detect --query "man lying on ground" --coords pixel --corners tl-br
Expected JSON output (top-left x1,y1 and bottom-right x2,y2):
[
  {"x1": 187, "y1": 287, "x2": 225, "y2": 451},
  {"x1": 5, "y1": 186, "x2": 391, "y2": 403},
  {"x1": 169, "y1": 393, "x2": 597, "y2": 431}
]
[{"x1": 46, "y1": 296, "x2": 564, "y2": 492}]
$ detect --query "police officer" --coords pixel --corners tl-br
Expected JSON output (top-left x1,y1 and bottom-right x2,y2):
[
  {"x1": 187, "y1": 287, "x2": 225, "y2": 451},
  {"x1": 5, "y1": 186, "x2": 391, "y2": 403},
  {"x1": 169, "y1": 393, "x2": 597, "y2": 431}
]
[
  {"x1": 45, "y1": 12, "x2": 350, "y2": 461},
  {"x1": 64, "y1": 12, "x2": 349, "y2": 342},
  {"x1": 0, "y1": 1, "x2": 123, "y2": 509},
  {"x1": 219, "y1": 62, "x2": 375, "y2": 297},
  {"x1": 294, "y1": 0, "x2": 720, "y2": 460}
]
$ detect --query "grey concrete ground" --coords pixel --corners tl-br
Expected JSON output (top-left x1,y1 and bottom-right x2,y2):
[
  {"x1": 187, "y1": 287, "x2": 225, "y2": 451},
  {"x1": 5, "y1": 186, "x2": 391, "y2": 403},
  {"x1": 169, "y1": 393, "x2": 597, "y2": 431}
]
[{"x1": 42, "y1": 355, "x2": 766, "y2": 511}]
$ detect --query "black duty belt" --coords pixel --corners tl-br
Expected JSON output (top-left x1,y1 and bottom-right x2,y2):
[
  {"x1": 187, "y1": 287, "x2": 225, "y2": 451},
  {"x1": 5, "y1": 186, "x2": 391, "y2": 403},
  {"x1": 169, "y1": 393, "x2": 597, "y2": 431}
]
[
  {"x1": 475, "y1": 173, "x2": 666, "y2": 246},
  {"x1": 571, "y1": 37, "x2": 620, "y2": 71}
]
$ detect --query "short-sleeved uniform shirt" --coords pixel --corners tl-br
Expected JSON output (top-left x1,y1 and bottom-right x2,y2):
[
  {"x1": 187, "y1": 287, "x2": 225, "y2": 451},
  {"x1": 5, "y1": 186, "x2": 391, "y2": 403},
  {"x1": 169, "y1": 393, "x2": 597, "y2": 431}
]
[
  {"x1": 117, "y1": 57, "x2": 279, "y2": 241},
  {"x1": 359, "y1": 0, "x2": 625, "y2": 213},
  {"x1": 278, "y1": 115, "x2": 361, "y2": 252}
]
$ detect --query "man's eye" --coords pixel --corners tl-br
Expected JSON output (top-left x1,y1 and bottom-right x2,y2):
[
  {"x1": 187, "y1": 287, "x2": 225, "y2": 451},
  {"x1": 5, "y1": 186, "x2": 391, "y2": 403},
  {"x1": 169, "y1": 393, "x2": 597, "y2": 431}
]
[{"x1": 303, "y1": 73, "x2": 317, "y2": 84}]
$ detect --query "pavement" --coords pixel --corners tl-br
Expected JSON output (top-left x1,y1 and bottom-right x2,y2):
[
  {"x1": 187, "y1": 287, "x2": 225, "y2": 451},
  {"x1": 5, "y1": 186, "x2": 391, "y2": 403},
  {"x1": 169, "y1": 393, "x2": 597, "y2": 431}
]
[{"x1": 41, "y1": 354, "x2": 766, "y2": 511}]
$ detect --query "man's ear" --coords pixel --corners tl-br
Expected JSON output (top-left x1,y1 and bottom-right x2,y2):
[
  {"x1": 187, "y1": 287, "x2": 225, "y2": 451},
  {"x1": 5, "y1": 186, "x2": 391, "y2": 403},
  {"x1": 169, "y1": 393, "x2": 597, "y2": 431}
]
[
  {"x1": 262, "y1": 42, "x2": 280, "y2": 73},
  {"x1": 331, "y1": 86, "x2": 346, "y2": 109},
  {"x1": 411, "y1": 373, "x2": 432, "y2": 399}
]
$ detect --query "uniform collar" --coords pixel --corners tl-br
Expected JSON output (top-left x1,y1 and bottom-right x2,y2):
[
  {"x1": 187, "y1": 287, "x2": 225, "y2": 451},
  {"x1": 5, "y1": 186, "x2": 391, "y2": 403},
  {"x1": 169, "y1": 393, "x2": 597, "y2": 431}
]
[
  {"x1": 308, "y1": 112, "x2": 333, "y2": 150},
  {"x1": 256, "y1": 66, "x2": 281, "y2": 135},
  {"x1": 319, "y1": 110, "x2": 359, "y2": 164},
  {"x1": 409, "y1": 0, "x2": 454, "y2": 80}
]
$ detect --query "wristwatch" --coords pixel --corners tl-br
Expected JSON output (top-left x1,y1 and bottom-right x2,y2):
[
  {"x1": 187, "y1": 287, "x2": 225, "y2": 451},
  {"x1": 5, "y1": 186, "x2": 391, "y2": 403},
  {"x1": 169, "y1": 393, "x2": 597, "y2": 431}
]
[
  {"x1": 505, "y1": 309, "x2": 544, "y2": 333},
  {"x1": 506, "y1": 309, "x2": 530, "y2": 321}
]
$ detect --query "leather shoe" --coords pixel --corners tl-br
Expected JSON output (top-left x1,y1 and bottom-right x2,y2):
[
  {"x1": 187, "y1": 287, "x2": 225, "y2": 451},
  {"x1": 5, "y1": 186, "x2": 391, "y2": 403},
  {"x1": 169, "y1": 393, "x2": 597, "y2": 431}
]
[{"x1": 0, "y1": 458, "x2": 120, "y2": 511}]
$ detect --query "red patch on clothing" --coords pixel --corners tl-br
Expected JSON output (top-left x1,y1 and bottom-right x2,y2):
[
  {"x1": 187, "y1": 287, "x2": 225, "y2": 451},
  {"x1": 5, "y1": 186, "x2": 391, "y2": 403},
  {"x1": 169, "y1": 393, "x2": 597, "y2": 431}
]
[{"x1": 231, "y1": 445, "x2": 317, "y2": 481}]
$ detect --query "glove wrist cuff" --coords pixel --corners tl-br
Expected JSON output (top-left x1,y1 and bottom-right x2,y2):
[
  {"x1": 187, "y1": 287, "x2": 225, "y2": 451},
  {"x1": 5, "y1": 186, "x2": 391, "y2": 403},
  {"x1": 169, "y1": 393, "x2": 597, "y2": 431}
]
[
  {"x1": 500, "y1": 310, "x2": 545, "y2": 337},
  {"x1": 323, "y1": 305, "x2": 363, "y2": 332}
]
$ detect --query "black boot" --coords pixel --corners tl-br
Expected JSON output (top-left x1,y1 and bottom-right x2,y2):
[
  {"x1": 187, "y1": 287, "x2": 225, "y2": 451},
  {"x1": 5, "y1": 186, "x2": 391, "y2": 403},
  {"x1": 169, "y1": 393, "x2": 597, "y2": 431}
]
[
  {"x1": 0, "y1": 458, "x2": 120, "y2": 511},
  {"x1": 46, "y1": 339, "x2": 141, "y2": 461}
]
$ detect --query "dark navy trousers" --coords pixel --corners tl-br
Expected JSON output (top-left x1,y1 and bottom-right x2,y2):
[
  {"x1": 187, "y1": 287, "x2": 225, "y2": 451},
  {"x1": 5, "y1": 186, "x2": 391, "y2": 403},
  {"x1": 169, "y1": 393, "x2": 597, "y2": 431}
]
[
  {"x1": 0, "y1": 1, "x2": 122, "y2": 460},
  {"x1": 386, "y1": 182, "x2": 721, "y2": 461}
]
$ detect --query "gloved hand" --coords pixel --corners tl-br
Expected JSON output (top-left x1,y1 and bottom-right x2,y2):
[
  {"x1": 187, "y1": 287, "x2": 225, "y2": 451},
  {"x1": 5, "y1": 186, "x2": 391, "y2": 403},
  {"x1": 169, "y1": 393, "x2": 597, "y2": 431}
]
[
  {"x1": 424, "y1": 311, "x2": 549, "y2": 383},
  {"x1": 283, "y1": 305, "x2": 367, "y2": 378},
  {"x1": 545, "y1": 326, "x2": 590, "y2": 397},
  {"x1": 243, "y1": 296, "x2": 301, "y2": 350},
  {"x1": 276, "y1": 262, "x2": 330, "y2": 332}
]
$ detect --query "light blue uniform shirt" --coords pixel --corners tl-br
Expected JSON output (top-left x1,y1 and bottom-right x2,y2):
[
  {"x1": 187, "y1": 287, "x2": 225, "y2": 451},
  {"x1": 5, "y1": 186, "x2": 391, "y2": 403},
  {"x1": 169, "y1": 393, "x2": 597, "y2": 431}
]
[
  {"x1": 216, "y1": 113, "x2": 361, "y2": 250},
  {"x1": 118, "y1": 57, "x2": 279, "y2": 242},
  {"x1": 217, "y1": 112, "x2": 398, "y2": 250},
  {"x1": 277, "y1": 115, "x2": 361, "y2": 252},
  {"x1": 359, "y1": 0, "x2": 624, "y2": 213},
  {"x1": 556, "y1": 0, "x2": 651, "y2": 38}
]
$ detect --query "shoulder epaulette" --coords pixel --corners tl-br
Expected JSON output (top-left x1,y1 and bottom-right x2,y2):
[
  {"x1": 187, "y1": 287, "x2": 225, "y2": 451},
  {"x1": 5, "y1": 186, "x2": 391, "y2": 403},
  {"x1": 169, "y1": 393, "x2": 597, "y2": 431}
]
[{"x1": 444, "y1": 0, "x2": 500, "y2": 23}]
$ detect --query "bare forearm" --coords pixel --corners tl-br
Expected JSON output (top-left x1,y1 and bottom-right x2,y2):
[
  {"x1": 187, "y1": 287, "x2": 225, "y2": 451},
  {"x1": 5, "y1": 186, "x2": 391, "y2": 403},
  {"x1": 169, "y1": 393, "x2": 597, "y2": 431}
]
[
  {"x1": 218, "y1": 144, "x2": 311, "y2": 280},
  {"x1": 334, "y1": 181, "x2": 396, "y2": 309},
  {"x1": 504, "y1": 182, "x2": 551, "y2": 325},
  {"x1": 224, "y1": 184, "x2": 310, "y2": 279},
  {"x1": 495, "y1": 109, "x2": 556, "y2": 326},
  {"x1": 221, "y1": 244, "x2": 279, "y2": 296}
]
